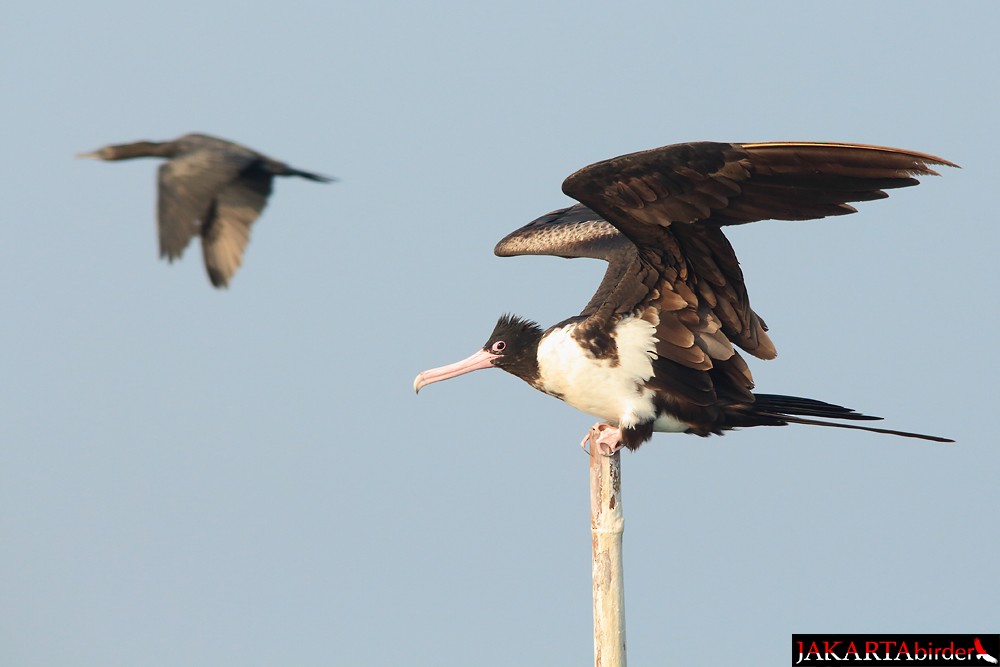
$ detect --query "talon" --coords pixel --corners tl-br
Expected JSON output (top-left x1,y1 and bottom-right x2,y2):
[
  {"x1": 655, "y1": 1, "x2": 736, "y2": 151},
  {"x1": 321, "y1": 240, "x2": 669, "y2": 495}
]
[
  {"x1": 582, "y1": 423, "x2": 624, "y2": 456},
  {"x1": 595, "y1": 424, "x2": 624, "y2": 456},
  {"x1": 580, "y1": 423, "x2": 604, "y2": 455}
]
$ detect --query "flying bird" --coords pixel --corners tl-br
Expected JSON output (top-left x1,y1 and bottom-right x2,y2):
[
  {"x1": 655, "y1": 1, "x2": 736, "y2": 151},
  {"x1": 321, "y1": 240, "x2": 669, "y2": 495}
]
[
  {"x1": 78, "y1": 133, "x2": 334, "y2": 288},
  {"x1": 414, "y1": 141, "x2": 956, "y2": 453}
]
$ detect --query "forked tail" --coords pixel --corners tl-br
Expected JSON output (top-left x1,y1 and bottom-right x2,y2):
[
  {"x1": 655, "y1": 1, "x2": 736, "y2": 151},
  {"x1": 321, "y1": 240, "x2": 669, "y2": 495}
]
[{"x1": 732, "y1": 393, "x2": 954, "y2": 443}]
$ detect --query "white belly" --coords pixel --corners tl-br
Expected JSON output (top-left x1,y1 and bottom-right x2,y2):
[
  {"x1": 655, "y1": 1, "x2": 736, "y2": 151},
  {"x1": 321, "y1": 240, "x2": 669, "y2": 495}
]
[{"x1": 535, "y1": 317, "x2": 688, "y2": 433}]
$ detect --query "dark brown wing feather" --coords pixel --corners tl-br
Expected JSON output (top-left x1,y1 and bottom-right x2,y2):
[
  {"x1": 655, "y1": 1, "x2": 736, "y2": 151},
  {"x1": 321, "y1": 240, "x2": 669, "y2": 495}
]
[
  {"x1": 562, "y1": 142, "x2": 954, "y2": 233},
  {"x1": 200, "y1": 166, "x2": 274, "y2": 288},
  {"x1": 559, "y1": 141, "x2": 956, "y2": 421},
  {"x1": 157, "y1": 148, "x2": 258, "y2": 261}
]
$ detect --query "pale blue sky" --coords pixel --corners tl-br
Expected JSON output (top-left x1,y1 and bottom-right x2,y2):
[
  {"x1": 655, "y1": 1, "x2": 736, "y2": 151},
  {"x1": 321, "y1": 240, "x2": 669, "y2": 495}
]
[{"x1": 2, "y1": 2, "x2": 997, "y2": 665}]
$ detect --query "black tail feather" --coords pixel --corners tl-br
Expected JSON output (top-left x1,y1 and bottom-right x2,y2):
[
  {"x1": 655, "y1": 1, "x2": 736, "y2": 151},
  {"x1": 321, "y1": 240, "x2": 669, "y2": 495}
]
[
  {"x1": 752, "y1": 393, "x2": 882, "y2": 421},
  {"x1": 274, "y1": 164, "x2": 336, "y2": 183},
  {"x1": 729, "y1": 393, "x2": 954, "y2": 443},
  {"x1": 289, "y1": 168, "x2": 336, "y2": 183},
  {"x1": 766, "y1": 414, "x2": 955, "y2": 443}
]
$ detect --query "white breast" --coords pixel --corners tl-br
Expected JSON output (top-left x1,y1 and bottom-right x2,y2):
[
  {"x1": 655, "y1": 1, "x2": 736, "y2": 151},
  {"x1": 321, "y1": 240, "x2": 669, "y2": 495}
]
[{"x1": 536, "y1": 316, "x2": 686, "y2": 432}]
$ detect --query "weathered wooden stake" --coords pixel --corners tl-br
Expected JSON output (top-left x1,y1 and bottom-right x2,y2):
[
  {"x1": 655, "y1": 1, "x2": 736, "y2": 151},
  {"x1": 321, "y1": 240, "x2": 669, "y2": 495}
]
[{"x1": 590, "y1": 434, "x2": 627, "y2": 667}]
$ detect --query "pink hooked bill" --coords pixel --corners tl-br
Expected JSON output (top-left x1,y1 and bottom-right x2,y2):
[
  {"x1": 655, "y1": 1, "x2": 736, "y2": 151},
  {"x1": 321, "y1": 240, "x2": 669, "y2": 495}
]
[{"x1": 413, "y1": 349, "x2": 500, "y2": 393}]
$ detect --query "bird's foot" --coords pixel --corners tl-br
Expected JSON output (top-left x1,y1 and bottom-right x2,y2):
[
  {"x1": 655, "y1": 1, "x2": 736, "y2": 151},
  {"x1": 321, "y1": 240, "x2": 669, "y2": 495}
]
[{"x1": 580, "y1": 423, "x2": 625, "y2": 457}]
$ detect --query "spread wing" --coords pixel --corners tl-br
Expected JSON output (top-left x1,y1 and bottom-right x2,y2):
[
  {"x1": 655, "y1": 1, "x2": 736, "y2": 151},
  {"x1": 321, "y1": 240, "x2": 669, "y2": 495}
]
[
  {"x1": 157, "y1": 148, "x2": 258, "y2": 261},
  {"x1": 553, "y1": 141, "x2": 955, "y2": 416},
  {"x1": 495, "y1": 204, "x2": 649, "y2": 316},
  {"x1": 200, "y1": 165, "x2": 274, "y2": 288},
  {"x1": 495, "y1": 203, "x2": 626, "y2": 260}
]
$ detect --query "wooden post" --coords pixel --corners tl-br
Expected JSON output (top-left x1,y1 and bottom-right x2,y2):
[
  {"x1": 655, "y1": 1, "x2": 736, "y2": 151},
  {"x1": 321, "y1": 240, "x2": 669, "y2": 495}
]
[{"x1": 590, "y1": 437, "x2": 627, "y2": 667}]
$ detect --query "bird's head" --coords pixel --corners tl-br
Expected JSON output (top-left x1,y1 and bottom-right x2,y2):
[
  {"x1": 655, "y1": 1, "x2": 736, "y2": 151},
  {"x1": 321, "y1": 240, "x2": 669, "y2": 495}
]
[
  {"x1": 413, "y1": 314, "x2": 544, "y2": 393},
  {"x1": 75, "y1": 140, "x2": 169, "y2": 161},
  {"x1": 75, "y1": 145, "x2": 116, "y2": 160}
]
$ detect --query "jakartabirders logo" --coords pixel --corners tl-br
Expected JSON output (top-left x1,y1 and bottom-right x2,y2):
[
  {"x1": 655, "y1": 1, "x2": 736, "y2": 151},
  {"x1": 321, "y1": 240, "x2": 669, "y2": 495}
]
[{"x1": 793, "y1": 634, "x2": 999, "y2": 665}]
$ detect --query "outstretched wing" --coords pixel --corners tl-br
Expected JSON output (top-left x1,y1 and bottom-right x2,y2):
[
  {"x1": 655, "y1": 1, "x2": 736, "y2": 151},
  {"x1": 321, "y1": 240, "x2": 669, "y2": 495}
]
[
  {"x1": 200, "y1": 165, "x2": 274, "y2": 288},
  {"x1": 157, "y1": 148, "x2": 258, "y2": 261},
  {"x1": 495, "y1": 203, "x2": 626, "y2": 260},
  {"x1": 563, "y1": 141, "x2": 954, "y2": 234},
  {"x1": 495, "y1": 204, "x2": 651, "y2": 317},
  {"x1": 557, "y1": 141, "x2": 955, "y2": 415}
]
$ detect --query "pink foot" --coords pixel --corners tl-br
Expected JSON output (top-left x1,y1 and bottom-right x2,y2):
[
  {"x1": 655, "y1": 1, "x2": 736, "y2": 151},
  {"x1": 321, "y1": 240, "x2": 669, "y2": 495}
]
[{"x1": 580, "y1": 423, "x2": 625, "y2": 456}]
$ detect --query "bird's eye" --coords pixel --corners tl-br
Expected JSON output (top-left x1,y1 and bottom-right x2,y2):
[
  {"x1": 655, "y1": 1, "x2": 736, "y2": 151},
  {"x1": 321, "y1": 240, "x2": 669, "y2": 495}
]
[{"x1": 491, "y1": 341, "x2": 506, "y2": 352}]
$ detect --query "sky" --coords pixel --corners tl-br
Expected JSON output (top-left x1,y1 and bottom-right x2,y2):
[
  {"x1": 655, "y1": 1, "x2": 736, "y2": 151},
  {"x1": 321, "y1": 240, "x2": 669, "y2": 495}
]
[{"x1": 2, "y1": 2, "x2": 997, "y2": 665}]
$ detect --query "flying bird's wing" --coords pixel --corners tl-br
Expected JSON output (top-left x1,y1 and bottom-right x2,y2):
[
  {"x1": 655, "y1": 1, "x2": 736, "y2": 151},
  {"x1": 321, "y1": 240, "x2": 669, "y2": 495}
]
[
  {"x1": 554, "y1": 141, "x2": 956, "y2": 417},
  {"x1": 200, "y1": 165, "x2": 274, "y2": 288},
  {"x1": 157, "y1": 148, "x2": 257, "y2": 261}
]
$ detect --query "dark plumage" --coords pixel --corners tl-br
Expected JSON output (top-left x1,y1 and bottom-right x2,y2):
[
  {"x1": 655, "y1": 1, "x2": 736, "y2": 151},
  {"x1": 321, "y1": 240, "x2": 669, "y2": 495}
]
[
  {"x1": 416, "y1": 141, "x2": 957, "y2": 450},
  {"x1": 78, "y1": 133, "x2": 333, "y2": 287}
]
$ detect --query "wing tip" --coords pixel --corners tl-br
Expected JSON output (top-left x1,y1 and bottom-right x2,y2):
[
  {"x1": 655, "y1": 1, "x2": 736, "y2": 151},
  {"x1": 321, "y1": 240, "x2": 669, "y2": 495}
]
[{"x1": 741, "y1": 140, "x2": 960, "y2": 170}]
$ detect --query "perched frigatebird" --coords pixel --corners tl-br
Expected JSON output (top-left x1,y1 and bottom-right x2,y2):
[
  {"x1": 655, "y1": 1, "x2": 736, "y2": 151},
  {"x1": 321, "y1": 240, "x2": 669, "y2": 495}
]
[
  {"x1": 414, "y1": 141, "x2": 956, "y2": 453},
  {"x1": 78, "y1": 133, "x2": 334, "y2": 288}
]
